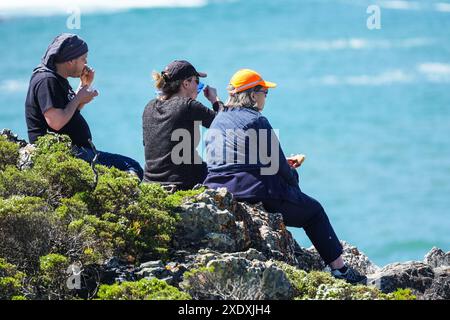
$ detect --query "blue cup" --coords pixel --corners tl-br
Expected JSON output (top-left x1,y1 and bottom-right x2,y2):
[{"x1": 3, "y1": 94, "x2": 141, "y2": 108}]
[{"x1": 197, "y1": 82, "x2": 205, "y2": 94}]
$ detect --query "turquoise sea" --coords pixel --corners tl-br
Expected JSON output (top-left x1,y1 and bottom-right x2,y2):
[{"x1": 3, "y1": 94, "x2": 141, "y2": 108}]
[{"x1": 1, "y1": 0, "x2": 449, "y2": 266}]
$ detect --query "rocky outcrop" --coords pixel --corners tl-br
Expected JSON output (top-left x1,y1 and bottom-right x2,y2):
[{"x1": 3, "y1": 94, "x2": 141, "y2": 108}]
[
  {"x1": 367, "y1": 255, "x2": 449, "y2": 300},
  {"x1": 367, "y1": 262, "x2": 434, "y2": 295},
  {"x1": 172, "y1": 188, "x2": 299, "y2": 265},
  {"x1": 138, "y1": 188, "x2": 449, "y2": 300},
  {"x1": 424, "y1": 247, "x2": 450, "y2": 268}
]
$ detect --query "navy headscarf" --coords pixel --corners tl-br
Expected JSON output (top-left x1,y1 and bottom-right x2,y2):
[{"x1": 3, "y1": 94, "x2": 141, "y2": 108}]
[{"x1": 33, "y1": 33, "x2": 88, "y2": 74}]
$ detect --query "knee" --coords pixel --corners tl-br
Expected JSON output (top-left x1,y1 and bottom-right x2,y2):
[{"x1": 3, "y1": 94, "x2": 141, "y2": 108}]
[
  {"x1": 306, "y1": 195, "x2": 325, "y2": 214},
  {"x1": 305, "y1": 197, "x2": 329, "y2": 224}
]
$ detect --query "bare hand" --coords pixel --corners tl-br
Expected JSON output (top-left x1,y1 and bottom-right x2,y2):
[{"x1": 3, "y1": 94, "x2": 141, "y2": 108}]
[
  {"x1": 80, "y1": 65, "x2": 95, "y2": 87},
  {"x1": 76, "y1": 85, "x2": 98, "y2": 106},
  {"x1": 203, "y1": 85, "x2": 218, "y2": 103},
  {"x1": 287, "y1": 154, "x2": 306, "y2": 169}
]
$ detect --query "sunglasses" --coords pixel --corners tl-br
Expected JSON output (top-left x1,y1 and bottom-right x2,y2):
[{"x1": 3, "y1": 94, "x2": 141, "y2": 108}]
[
  {"x1": 255, "y1": 89, "x2": 268, "y2": 96},
  {"x1": 189, "y1": 76, "x2": 200, "y2": 85}
]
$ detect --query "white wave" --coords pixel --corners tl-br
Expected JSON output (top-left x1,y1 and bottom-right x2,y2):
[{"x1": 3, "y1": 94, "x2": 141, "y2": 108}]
[
  {"x1": 0, "y1": 80, "x2": 29, "y2": 93},
  {"x1": 377, "y1": 1, "x2": 421, "y2": 10},
  {"x1": 346, "y1": 70, "x2": 415, "y2": 85},
  {"x1": 311, "y1": 63, "x2": 450, "y2": 87},
  {"x1": 417, "y1": 63, "x2": 450, "y2": 82},
  {"x1": 289, "y1": 39, "x2": 378, "y2": 51},
  {"x1": 0, "y1": 0, "x2": 207, "y2": 17},
  {"x1": 377, "y1": 0, "x2": 450, "y2": 13},
  {"x1": 343, "y1": 0, "x2": 450, "y2": 13},
  {"x1": 282, "y1": 38, "x2": 433, "y2": 51},
  {"x1": 311, "y1": 70, "x2": 415, "y2": 86},
  {"x1": 434, "y1": 2, "x2": 450, "y2": 12}
]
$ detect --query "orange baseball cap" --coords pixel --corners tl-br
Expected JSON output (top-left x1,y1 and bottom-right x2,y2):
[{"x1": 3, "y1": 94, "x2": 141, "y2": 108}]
[{"x1": 228, "y1": 69, "x2": 277, "y2": 94}]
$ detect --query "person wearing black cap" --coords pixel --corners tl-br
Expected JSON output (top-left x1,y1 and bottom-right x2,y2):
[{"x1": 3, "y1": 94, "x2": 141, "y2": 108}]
[
  {"x1": 142, "y1": 60, "x2": 223, "y2": 190},
  {"x1": 25, "y1": 33, "x2": 143, "y2": 180}
]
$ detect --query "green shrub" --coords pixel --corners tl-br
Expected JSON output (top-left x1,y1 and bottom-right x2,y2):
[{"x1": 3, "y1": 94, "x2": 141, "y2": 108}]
[
  {"x1": 37, "y1": 254, "x2": 71, "y2": 300},
  {"x1": 33, "y1": 151, "x2": 95, "y2": 201},
  {"x1": 45, "y1": 196, "x2": 121, "y2": 266},
  {"x1": 182, "y1": 266, "x2": 216, "y2": 283},
  {"x1": 67, "y1": 199, "x2": 179, "y2": 262},
  {"x1": 32, "y1": 134, "x2": 72, "y2": 159},
  {"x1": 55, "y1": 196, "x2": 90, "y2": 224},
  {"x1": 0, "y1": 258, "x2": 26, "y2": 300},
  {"x1": 68, "y1": 214, "x2": 126, "y2": 264},
  {"x1": 87, "y1": 172, "x2": 140, "y2": 216},
  {"x1": 97, "y1": 278, "x2": 191, "y2": 300},
  {"x1": 0, "y1": 165, "x2": 49, "y2": 198},
  {"x1": 76, "y1": 179, "x2": 181, "y2": 261},
  {"x1": 0, "y1": 132, "x2": 225, "y2": 299},
  {"x1": 39, "y1": 254, "x2": 69, "y2": 276},
  {"x1": 132, "y1": 185, "x2": 181, "y2": 258},
  {"x1": 0, "y1": 135, "x2": 19, "y2": 171},
  {"x1": 137, "y1": 183, "x2": 204, "y2": 210},
  {"x1": 0, "y1": 197, "x2": 59, "y2": 272},
  {"x1": 386, "y1": 288, "x2": 417, "y2": 300}
]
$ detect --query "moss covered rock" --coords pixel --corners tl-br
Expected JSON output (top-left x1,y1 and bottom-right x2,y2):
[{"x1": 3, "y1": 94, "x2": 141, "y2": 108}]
[{"x1": 97, "y1": 278, "x2": 191, "y2": 300}]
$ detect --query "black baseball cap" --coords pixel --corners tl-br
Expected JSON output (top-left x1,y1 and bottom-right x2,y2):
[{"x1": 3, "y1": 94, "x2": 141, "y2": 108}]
[{"x1": 162, "y1": 60, "x2": 207, "y2": 82}]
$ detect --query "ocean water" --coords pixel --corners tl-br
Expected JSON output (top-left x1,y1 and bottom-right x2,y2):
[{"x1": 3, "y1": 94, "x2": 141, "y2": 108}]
[{"x1": 1, "y1": 0, "x2": 449, "y2": 267}]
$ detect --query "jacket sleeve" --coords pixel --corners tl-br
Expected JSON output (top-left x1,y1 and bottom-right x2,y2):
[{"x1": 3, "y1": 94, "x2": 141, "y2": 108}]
[{"x1": 255, "y1": 116, "x2": 299, "y2": 187}]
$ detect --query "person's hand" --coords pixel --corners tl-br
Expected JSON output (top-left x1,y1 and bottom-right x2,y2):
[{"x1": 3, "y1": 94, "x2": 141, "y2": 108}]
[
  {"x1": 203, "y1": 85, "x2": 219, "y2": 103},
  {"x1": 80, "y1": 65, "x2": 95, "y2": 87},
  {"x1": 76, "y1": 85, "x2": 98, "y2": 107},
  {"x1": 287, "y1": 154, "x2": 306, "y2": 169}
]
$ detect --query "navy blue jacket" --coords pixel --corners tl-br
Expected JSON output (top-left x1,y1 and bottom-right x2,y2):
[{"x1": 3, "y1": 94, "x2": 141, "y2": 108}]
[{"x1": 203, "y1": 107, "x2": 303, "y2": 203}]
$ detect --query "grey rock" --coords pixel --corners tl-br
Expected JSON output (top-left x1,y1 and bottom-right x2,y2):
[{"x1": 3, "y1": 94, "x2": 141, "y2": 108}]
[
  {"x1": 204, "y1": 232, "x2": 236, "y2": 251},
  {"x1": 293, "y1": 246, "x2": 327, "y2": 272},
  {"x1": 105, "y1": 257, "x2": 122, "y2": 269},
  {"x1": 180, "y1": 249, "x2": 294, "y2": 300},
  {"x1": 423, "y1": 266, "x2": 450, "y2": 300},
  {"x1": 1, "y1": 129, "x2": 28, "y2": 147},
  {"x1": 18, "y1": 144, "x2": 36, "y2": 170},
  {"x1": 173, "y1": 188, "x2": 299, "y2": 265},
  {"x1": 424, "y1": 247, "x2": 450, "y2": 268},
  {"x1": 292, "y1": 241, "x2": 379, "y2": 275},
  {"x1": 339, "y1": 241, "x2": 380, "y2": 275},
  {"x1": 136, "y1": 267, "x2": 164, "y2": 279},
  {"x1": 139, "y1": 260, "x2": 163, "y2": 269},
  {"x1": 367, "y1": 261, "x2": 434, "y2": 295}
]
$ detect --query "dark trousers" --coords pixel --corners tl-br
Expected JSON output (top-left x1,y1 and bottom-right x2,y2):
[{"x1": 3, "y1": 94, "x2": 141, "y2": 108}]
[
  {"x1": 248, "y1": 193, "x2": 343, "y2": 265},
  {"x1": 74, "y1": 146, "x2": 144, "y2": 181}
]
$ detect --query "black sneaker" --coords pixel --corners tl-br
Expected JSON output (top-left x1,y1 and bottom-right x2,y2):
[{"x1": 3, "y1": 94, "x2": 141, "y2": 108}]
[{"x1": 331, "y1": 266, "x2": 367, "y2": 285}]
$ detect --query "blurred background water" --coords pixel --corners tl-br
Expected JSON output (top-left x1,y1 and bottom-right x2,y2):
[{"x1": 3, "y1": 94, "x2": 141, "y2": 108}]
[{"x1": 1, "y1": 0, "x2": 449, "y2": 266}]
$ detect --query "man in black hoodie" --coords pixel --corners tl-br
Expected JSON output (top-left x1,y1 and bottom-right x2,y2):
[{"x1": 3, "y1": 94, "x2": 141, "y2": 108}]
[{"x1": 25, "y1": 33, "x2": 143, "y2": 180}]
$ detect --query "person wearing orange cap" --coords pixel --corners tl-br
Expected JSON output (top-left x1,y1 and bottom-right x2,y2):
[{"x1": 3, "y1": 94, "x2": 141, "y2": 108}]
[{"x1": 203, "y1": 69, "x2": 366, "y2": 284}]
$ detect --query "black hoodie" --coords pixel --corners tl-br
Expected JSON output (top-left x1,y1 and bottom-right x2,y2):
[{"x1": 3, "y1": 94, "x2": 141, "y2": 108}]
[{"x1": 25, "y1": 34, "x2": 92, "y2": 147}]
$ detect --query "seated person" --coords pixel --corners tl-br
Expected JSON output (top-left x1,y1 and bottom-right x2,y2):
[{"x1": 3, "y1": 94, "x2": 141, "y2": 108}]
[
  {"x1": 203, "y1": 69, "x2": 366, "y2": 284},
  {"x1": 25, "y1": 33, "x2": 143, "y2": 179},
  {"x1": 142, "y1": 60, "x2": 223, "y2": 190}
]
